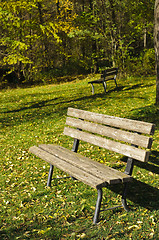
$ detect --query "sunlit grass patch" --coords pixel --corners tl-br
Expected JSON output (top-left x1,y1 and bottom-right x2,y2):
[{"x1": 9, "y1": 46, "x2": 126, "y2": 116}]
[{"x1": 0, "y1": 75, "x2": 158, "y2": 239}]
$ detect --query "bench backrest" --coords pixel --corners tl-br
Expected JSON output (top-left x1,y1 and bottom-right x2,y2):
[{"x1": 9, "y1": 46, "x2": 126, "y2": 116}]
[
  {"x1": 64, "y1": 108, "x2": 155, "y2": 163},
  {"x1": 102, "y1": 68, "x2": 118, "y2": 80}
]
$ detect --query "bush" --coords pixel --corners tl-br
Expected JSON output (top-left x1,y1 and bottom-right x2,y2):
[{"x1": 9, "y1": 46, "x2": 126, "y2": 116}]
[{"x1": 123, "y1": 48, "x2": 155, "y2": 76}]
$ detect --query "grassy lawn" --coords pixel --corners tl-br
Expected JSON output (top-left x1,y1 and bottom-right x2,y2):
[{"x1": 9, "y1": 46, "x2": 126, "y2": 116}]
[{"x1": 0, "y1": 75, "x2": 159, "y2": 239}]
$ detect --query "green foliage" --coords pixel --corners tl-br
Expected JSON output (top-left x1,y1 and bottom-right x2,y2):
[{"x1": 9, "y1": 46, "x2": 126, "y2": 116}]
[
  {"x1": 0, "y1": 0, "x2": 76, "y2": 83},
  {"x1": 0, "y1": 75, "x2": 158, "y2": 239},
  {"x1": 122, "y1": 48, "x2": 155, "y2": 76},
  {"x1": 143, "y1": 48, "x2": 155, "y2": 73},
  {"x1": 0, "y1": 0, "x2": 156, "y2": 87}
]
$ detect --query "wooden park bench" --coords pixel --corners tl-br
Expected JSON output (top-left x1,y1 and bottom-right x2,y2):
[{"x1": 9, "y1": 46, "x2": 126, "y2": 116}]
[
  {"x1": 88, "y1": 67, "x2": 118, "y2": 94},
  {"x1": 29, "y1": 108, "x2": 155, "y2": 224}
]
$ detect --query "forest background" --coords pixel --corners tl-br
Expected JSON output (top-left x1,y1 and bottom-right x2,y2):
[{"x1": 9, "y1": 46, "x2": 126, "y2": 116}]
[{"x1": 0, "y1": 0, "x2": 155, "y2": 87}]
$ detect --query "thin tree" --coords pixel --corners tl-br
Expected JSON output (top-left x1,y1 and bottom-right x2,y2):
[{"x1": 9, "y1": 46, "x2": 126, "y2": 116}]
[{"x1": 154, "y1": 0, "x2": 159, "y2": 105}]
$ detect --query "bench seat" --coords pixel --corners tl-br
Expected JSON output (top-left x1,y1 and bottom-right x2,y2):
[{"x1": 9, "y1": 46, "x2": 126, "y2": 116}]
[{"x1": 30, "y1": 144, "x2": 133, "y2": 189}]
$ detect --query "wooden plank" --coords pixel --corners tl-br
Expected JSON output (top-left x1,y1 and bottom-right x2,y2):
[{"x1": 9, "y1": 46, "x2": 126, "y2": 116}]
[
  {"x1": 66, "y1": 117, "x2": 153, "y2": 149},
  {"x1": 39, "y1": 144, "x2": 132, "y2": 184},
  {"x1": 67, "y1": 108, "x2": 155, "y2": 135},
  {"x1": 29, "y1": 146, "x2": 124, "y2": 189},
  {"x1": 63, "y1": 127, "x2": 150, "y2": 162},
  {"x1": 102, "y1": 68, "x2": 117, "y2": 76},
  {"x1": 29, "y1": 146, "x2": 103, "y2": 188},
  {"x1": 104, "y1": 68, "x2": 118, "y2": 72},
  {"x1": 102, "y1": 68, "x2": 117, "y2": 74},
  {"x1": 104, "y1": 72, "x2": 117, "y2": 78}
]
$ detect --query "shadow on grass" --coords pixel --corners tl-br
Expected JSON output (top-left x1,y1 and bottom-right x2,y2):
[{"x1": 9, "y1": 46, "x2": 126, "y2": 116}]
[
  {"x1": 125, "y1": 179, "x2": 159, "y2": 211},
  {"x1": 106, "y1": 151, "x2": 159, "y2": 212},
  {"x1": 121, "y1": 151, "x2": 159, "y2": 173},
  {"x1": 2, "y1": 97, "x2": 59, "y2": 114},
  {"x1": 0, "y1": 221, "x2": 61, "y2": 240},
  {"x1": 128, "y1": 105, "x2": 159, "y2": 128},
  {"x1": 0, "y1": 221, "x2": 94, "y2": 240},
  {"x1": 2, "y1": 87, "x2": 126, "y2": 115},
  {"x1": 150, "y1": 150, "x2": 159, "y2": 165},
  {"x1": 3, "y1": 83, "x2": 152, "y2": 114},
  {"x1": 106, "y1": 178, "x2": 159, "y2": 212},
  {"x1": 0, "y1": 170, "x2": 158, "y2": 239},
  {"x1": 108, "y1": 83, "x2": 154, "y2": 92},
  {"x1": 1, "y1": 81, "x2": 158, "y2": 129}
]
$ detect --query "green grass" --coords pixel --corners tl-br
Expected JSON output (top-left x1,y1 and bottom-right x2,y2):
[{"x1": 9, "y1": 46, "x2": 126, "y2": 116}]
[{"x1": 0, "y1": 75, "x2": 159, "y2": 240}]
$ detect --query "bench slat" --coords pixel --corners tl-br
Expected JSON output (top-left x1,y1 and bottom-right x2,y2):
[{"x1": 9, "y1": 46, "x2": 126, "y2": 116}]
[
  {"x1": 104, "y1": 77, "x2": 115, "y2": 81},
  {"x1": 64, "y1": 127, "x2": 150, "y2": 162},
  {"x1": 103, "y1": 72, "x2": 117, "y2": 78},
  {"x1": 103, "y1": 68, "x2": 118, "y2": 73},
  {"x1": 30, "y1": 146, "x2": 103, "y2": 188},
  {"x1": 29, "y1": 145, "x2": 132, "y2": 188},
  {"x1": 39, "y1": 144, "x2": 132, "y2": 184},
  {"x1": 89, "y1": 78, "x2": 115, "y2": 84},
  {"x1": 67, "y1": 108, "x2": 155, "y2": 135},
  {"x1": 66, "y1": 117, "x2": 153, "y2": 149}
]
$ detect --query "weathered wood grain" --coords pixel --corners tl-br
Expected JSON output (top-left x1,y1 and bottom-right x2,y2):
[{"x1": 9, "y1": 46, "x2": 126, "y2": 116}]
[
  {"x1": 63, "y1": 127, "x2": 150, "y2": 162},
  {"x1": 67, "y1": 108, "x2": 155, "y2": 135},
  {"x1": 39, "y1": 144, "x2": 132, "y2": 183},
  {"x1": 29, "y1": 145, "x2": 132, "y2": 189},
  {"x1": 29, "y1": 146, "x2": 103, "y2": 188},
  {"x1": 103, "y1": 71, "x2": 117, "y2": 78},
  {"x1": 66, "y1": 117, "x2": 153, "y2": 149}
]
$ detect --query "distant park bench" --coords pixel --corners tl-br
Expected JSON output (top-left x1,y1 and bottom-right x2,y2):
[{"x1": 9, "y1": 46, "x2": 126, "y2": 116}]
[
  {"x1": 29, "y1": 107, "x2": 155, "y2": 224},
  {"x1": 88, "y1": 68, "x2": 118, "y2": 94}
]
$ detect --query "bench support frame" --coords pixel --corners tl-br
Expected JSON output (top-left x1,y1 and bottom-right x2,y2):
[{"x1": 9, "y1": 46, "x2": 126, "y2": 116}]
[
  {"x1": 93, "y1": 188, "x2": 103, "y2": 224},
  {"x1": 90, "y1": 83, "x2": 95, "y2": 95},
  {"x1": 102, "y1": 81, "x2": 107, "y2": 94},
  {"x1": 88, "y1": 68, "x2": 118, "y2": 94},
  {"x1": 46, "y1": 140, "x2": 135, "y2": 223},
  {"x1": 122, "y1": 183, "x2": 130, "y2": 212},
  {"x1": 47, "y1": 164, "x2": 54, "y2": 187},
  {"x1": 122, "y1": 157, "x2": 135, "y2": 211}
]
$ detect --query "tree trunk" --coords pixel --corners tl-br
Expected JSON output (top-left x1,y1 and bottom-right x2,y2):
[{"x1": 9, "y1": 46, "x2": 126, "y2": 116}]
[
  {"x1": 154, "y1": 0, "x2": 159, "y2": 105},
  {"x1": 144, "y1": 27, "x2": 147, "y2": 48},
  {"x1": 109, "y1": 0, "x2": 117, "y2": 67}
]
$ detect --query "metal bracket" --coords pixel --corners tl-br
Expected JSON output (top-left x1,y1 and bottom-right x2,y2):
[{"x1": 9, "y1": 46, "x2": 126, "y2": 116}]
[
  {"x1": 101, "y1": 205, "x2": 123, "y2": 212},
  {"x1": 125, "y1": 157, "x2": 134, "y2": 176},
  {"x1": 72, "y1": 138, "x2": 79, "y2": 153}
]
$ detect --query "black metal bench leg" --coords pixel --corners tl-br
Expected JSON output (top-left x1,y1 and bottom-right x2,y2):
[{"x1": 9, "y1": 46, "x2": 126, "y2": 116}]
[
  {"x1": 93, "y1": 188, "x2": 103, "y2": 224},
  {"x1": 114, "y1": 78, "x2": 118, "y2": 88},
  {"x1": 121, "y1": 182, "x2": 130, "y2": 212},
  {"x1": 91, "y1": 83, "x2": 95, "y2": 94},
  {"x1": 122, "y1": 156, "x2": 134, "y2": 211},
  {"x1": 102, "y1": 81, "x2": 107, "y2": 93},
  {"x1": 47, "y1": 164, "x2": 54, "y2": 187}
]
